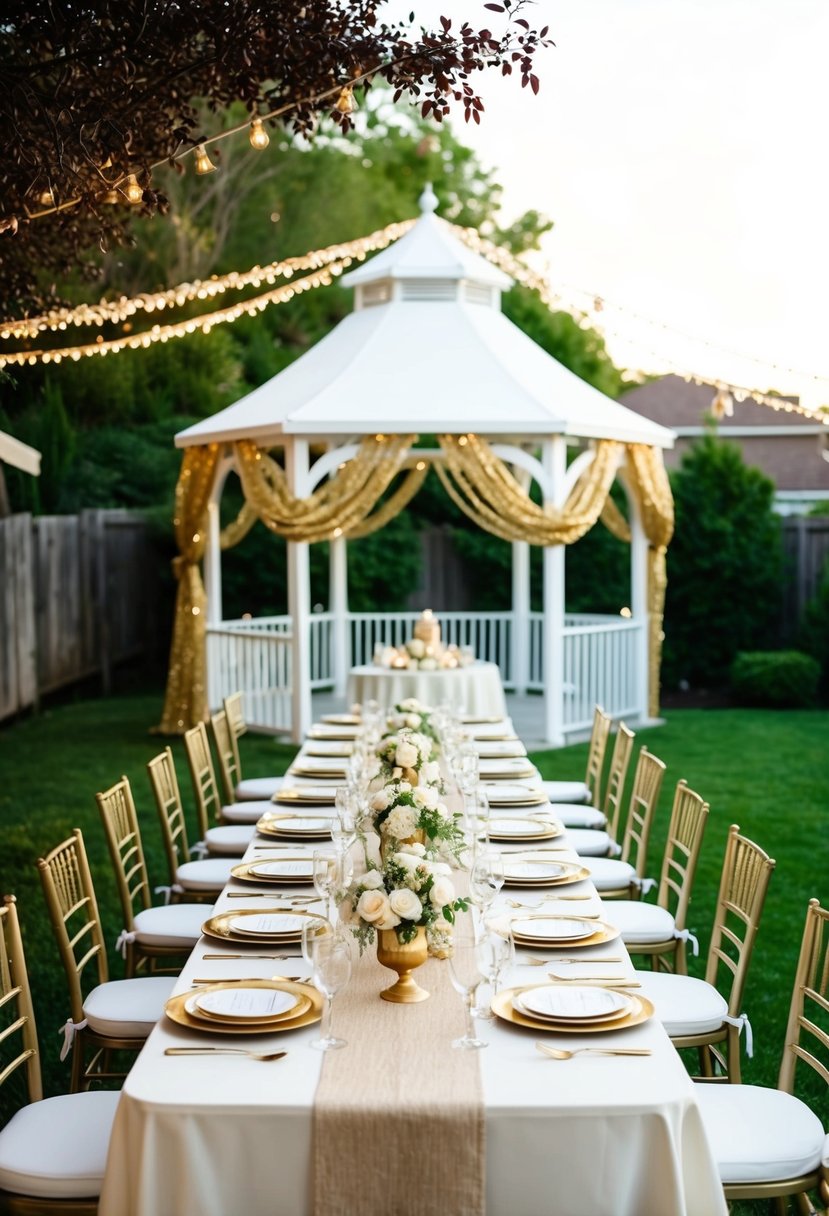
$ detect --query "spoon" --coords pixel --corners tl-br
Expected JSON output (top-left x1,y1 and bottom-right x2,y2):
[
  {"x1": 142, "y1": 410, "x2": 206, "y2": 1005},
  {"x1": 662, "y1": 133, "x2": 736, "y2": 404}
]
[
  {"x1": 165, "y1": 1047, "x2": 288, "y2": 1061},
  {"x1": 535, "y1": 1042, "x2": 651, "y2": 1060}
]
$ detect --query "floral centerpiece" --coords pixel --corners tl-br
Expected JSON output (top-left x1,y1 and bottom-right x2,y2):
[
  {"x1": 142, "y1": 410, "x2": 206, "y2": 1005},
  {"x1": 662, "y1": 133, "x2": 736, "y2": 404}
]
[
  {"x1": 374, "y1": 727, "x2": 440, "y2": 786},
  {"x1": 369, "y1": 778, "x2": 465, "y2": 864},
  {"x1": 342, "y1": 843, "x2": 467, "y2": 956},
  {"x1": 373, "y1": 610, "x2": 475, "y2": 671},
  {"x1": 385, "y1": 697, "x2": 439, "y2": 744}
]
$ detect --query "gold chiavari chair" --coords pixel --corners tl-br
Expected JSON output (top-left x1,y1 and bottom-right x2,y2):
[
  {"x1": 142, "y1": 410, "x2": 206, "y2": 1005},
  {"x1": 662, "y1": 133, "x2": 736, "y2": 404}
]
[
  {"x1": 541, "y1": 704, "x2": 612, "y2": 807},
  {"x1": 96, "y1": 776, "x2": 208, "y2": 975},
  {"x1": 182, "y1": 722, "x2": 257, "y2": 854},
  {"x1": 694, "y1": 898, "x2": 829, "y2": 1213},
  {"x1": 36, "y1": 830, "x2": 174, "y2": 1092},
  {"x1": 146, "y1": 749, "x2": 234, "y2": 901},
  {"x1": 559, "y1": 720, "x2": 636, "y2": 835},
  {"x1": 0, "y1": 895, "x2": 120, "y2": 1212},
  {"x1": 222, "y1": 691, "x2": 285, "y2": 801},
  {"x1": 578, "y1": 746, "x2": 667, "y2": 898},
  {"x1": 602, "y1": 779, "x2": 709, "y2": 974},
  {"x1": 208, "y1": 712, "x2": 277, "y2": 825},
  {"x1": 635, "y1": 824, "x2": 776, "y2": 1083}
]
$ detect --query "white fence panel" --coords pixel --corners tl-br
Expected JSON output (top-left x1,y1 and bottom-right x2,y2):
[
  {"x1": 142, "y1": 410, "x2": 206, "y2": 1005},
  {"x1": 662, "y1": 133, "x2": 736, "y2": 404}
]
[{"x1": 207, "y1": 621, "x2": 292, "y2": 733}]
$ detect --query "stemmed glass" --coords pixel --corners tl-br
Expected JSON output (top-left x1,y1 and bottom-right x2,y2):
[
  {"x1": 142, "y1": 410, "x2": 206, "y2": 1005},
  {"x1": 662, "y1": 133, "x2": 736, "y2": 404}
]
[
  {"x1": 466, "y1": 784, "x2": 490, "y2": 854},
  {"x1": 474, "y1": 929, "x2": 514, "y2": 1020},
  {"x1": 470, "y1": 850, "x2": 505, "y2": 916},
  {"x1": 448, "y1": 923, "x2": 488, "y2": 1050},
  {"x1": 309, "y1": 929, "x2": 353, "y2": 1052},
  {"x1": 313, "y1": 849, "x2": 353, "y2": 924},
  {"x1": 331, "y1": 787, "x2": 358, "y2": 854}
]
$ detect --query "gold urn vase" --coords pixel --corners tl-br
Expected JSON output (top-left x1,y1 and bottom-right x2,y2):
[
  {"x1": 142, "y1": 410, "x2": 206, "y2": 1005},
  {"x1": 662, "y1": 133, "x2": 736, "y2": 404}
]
[{"x1": 376, "y1": 926, "x2": 430, "y2": 1003}]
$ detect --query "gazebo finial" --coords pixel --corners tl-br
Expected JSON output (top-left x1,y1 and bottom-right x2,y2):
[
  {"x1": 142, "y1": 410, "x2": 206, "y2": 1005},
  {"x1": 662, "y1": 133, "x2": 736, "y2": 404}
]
[{"x1": 419, "y1": 182, "x2": 438, "y2": 215}]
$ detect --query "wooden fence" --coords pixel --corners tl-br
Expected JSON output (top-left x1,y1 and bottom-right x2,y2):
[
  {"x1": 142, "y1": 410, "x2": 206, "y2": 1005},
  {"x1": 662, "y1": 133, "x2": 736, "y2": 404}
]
[
  {"x1": 0, "y1": 510, "x2": 158, "y2": 721},
  {"x1": 781, "y1": 515, "x2": 829, "y2": 637}
]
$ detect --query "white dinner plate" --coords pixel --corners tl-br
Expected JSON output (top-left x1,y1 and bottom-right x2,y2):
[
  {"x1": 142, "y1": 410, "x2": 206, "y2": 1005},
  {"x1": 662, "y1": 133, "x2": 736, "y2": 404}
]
[
  {"x1": 510, "y1": 917, "x2": 597, "y2": 942},
  {"x1": 229, "y1": 913, "x2": 309, "y2": 938},
  {"x1": 514, "y1": 985, "x2": 632, "y2": 1023},
  {"x1": 248, "y1": 858, "x2": 315, "y2": 880},
  {"x1": 489, "y1": 817, "x2": 557, "y2": 839},
  {"x1": 192, "y1": 987, "x2": 301, "y2": 1022},
  {"x1": 502, "y1": 859, "x2": 567, "y2": 882},
  {"x1": 484, "y1": 783, "x2": 548, "y2": 808}
]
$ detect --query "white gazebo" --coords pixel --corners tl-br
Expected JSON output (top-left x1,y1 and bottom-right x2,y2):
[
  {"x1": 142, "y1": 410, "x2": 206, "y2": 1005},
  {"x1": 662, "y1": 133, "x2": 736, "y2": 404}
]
[{"x1": 171, "y1": 186, "x2": 674, "y2": 744}]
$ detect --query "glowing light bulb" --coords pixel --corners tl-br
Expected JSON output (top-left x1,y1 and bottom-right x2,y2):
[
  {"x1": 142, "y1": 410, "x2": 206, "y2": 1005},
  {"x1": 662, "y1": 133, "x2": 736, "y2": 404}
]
[
  {"x1": 36, "y1": 186, "x2": 55, "y2": 207},
  {"x1": 334, "y1": 86, "x2": 356, "y2": 115},
  {"x1": 249, "y1": 118, "x2": 269, "y2": 150},
  {"x1": 123, "y1": 174, "x2": 144, "y2": 205},
  {"x1": 194, "y1": 144, "x2": 217, "y2": 175}
]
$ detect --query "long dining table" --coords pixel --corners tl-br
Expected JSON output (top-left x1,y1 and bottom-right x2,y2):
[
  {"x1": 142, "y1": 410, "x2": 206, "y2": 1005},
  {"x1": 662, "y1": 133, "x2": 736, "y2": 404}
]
[{"x1": 99, "y1": 720, "x2": 727, "y2": 1216}]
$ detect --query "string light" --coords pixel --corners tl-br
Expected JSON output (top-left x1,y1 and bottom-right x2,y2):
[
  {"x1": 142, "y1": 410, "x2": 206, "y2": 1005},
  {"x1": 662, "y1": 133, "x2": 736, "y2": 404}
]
[
  {"x1": 122, "y1": 174, "x2": 145, "y2": 204},
  {"x1": 193, "y1": 144, "x2": 217, "y2": 175},
  {"x1": 36, "y1": 186, "x2": 55, "y2": 207},
  {"x1": 334, "y1": 85, "x2": 356, "y2": 115},
  {"x1": 248, "y1": 118, "x2": 270, "y2": 150},
  {"x1": 710, "y1": 388, "x2": 734, "y2": 420},
  {"x1": 0, "y1": 219, "x2": 416, "y2": 339}
]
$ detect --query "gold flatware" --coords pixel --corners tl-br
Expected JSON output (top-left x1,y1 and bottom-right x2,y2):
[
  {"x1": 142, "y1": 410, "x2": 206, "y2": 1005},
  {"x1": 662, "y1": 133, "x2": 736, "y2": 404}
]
[
  {"x1": 547, "y1": 974, "x2": 640, "y2": 987},
  {"x1": 201, "y1": 953, "x2": 301, "y2": 960},
  {"x1": 522, "y1": 955, "x2": 623, "y2": 966},
  {"x1": 225, "y1": 892, "x2": 317, "y2": 900},
  {"x1": 191, "y1": 976, "x2": 306, "y2": 986},
  {"x1": 507, "y1": 897, "x2": 591, "y2": 908},
  {"x1": 164, "y1": 1047, "x2": 288, "y2": 1061},
  {"x1": 535, "y1": 1042, "x2": 651, "y2": 1060}
]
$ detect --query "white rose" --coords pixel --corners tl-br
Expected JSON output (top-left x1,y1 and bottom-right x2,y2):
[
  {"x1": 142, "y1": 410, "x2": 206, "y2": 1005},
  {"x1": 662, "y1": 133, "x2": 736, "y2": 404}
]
[
  {"x1": 398, "y1": 781, "x2": 412, "y2": 793},
  {"x1": 360, "y1": 869, "x2": 385, "y2": 890},
  {"x1": 436, "y1": 801, "x2": 452, "y2": 821},
  {"x1": 371, "y1": 789, "x2": 391, "y2": 811},
  {"x1": 376, "y1": 909, "x2": 402, "y2": 931},
  {"x1": 398, "y1": 841, "x2": 426, "y2": 858},
  {"x1": 419, "y1": 657, "x2": 437, "y2": 670},
  {"x1": 399, "y1": 698, "x2": 421, "y2": 712},
  {"x1": 357, "y1": 889, "x2": 393, "y2": 924},
  {"x1": 384, "y1": 806, "x2": 418, "y2": 840},
  {"x1": 381, "y1": 647, "x2": 397, "y2": 667},
  {"x1": 393, "y1": 850, "x2": 422, "y2": 871},
  {"x1": 430, "y1": 861, "x2": 453, "y2": 877},
  {"x1": 404, "y1": 713, "x2": 421, "y2": 729},
  {"x1": 395, "y1": 741, "x2": 418, "y2": 768},
  {"x1": 430, "y1": 876, "x2": 456, "y2": 908},
  {"x1": 421, "y1": 761, "x2": 441, "y2": 785},
  {"x1": 389, "y1": 888, "x2": 424, "y2": 921},
  {"x1": 413, "y1": 785, "x2": 438, "y2": 810},
  {"x1": 407, "y1": 638, "x2": 426, "y2": 659}
]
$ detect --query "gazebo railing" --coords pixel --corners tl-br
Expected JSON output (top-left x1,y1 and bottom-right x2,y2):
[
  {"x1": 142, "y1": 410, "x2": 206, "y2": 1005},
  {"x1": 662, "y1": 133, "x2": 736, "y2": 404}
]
[{"x1": 207, "y1": 610, "x2": 643, "y2": 738}]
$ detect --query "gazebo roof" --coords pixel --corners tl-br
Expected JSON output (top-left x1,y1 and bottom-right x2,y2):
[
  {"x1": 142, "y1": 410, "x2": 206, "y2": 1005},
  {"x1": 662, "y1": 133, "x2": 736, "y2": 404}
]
[{"x1": 176, "y1": 188, "x2": 674, "y2": 450}]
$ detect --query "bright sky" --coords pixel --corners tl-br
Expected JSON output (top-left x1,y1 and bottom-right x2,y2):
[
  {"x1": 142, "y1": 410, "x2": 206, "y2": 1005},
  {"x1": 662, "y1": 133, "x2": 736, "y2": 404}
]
[{"x1": 392, "y1": 0, "x2": 829, "y2": 404}]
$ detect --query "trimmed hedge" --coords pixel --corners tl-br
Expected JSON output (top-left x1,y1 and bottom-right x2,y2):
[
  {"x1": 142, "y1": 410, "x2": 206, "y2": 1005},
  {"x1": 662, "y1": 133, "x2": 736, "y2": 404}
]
[{"x1": 730, "y1": 650, "x2": 820, "y2": 708}]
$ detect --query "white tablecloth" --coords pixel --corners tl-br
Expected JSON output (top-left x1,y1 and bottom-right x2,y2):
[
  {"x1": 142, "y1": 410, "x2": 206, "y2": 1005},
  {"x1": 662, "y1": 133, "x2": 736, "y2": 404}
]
[
  {"x1": 346, "y1": 661, "x2": 508, "y2": 719},
  {"x1": 99, "y1": 750, "x2": 726, "y2": 1216}
]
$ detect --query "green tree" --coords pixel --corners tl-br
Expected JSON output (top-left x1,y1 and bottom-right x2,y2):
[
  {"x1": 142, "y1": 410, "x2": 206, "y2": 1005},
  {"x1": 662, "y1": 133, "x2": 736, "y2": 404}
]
[{"x1": 662, "y1": 434, "x2": 783, "y2": 688}]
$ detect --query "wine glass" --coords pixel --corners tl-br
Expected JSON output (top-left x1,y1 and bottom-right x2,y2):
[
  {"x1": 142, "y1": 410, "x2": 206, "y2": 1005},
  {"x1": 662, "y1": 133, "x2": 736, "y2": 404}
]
[
  {"x1": 313, "y1": 849, "x2": 352, "y2": 923},
  {"x1": 475, "y1": 929, "x2": 514, "y2": 1020},
  {"x1": 448, "y1": 924, "x2": 488, "y2": 1050},
  {"x1": 456, "y1": 741, "x2": 479, "y2": 795},
  {"x1": 467, "y1": 784, "x2": 490, "y2": 852},
  {"x1": 470, "y1": 850, "x2": 505, "y2": 916},
  {"x1": 301, "y1": 915, "x2": 329, "y2": 973},
  {"x1": 332, "y1": 788, "x2": 357, "y2": 854},
  {"x1": 309, "y1": 929, "x2": 353, "y2": 1052}
]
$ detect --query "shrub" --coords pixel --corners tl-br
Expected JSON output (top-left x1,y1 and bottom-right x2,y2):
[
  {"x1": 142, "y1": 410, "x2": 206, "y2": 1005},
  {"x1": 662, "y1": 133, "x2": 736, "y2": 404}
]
[
  {"x1": 798, "y1": 558, "x2": 829, "y2": 699},
  {"x1": 730, "y1": 650, "x2": 820, "y2": 708}
]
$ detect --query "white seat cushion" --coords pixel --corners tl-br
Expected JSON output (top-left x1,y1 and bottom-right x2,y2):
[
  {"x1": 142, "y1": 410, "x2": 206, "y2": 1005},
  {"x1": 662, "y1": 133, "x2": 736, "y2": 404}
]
[
  {"x1": 609, "y1": 901, "x2": 677, "y2": 944},
  {"x1": 568, "y1": 828, "x2": 612, "y2": 857},
  {"x1": 555, "y1": 804, "x2": 607, "y2": 829},
  {"x1": 235, "y1": 776, "x2": 284, "y2": 800},
  {"x1": 0, "y1": 1090, "x2": 119, "y2": 1199},
  {"x1": 205, "y1": 824, "x2": 256, "y2": 855},
  {"x1": 543, "y1": 779, "x2": 590, "y2": 804},
  {"x1": 221, "y1": 799, "x2": 275, "y2": 824},
  {"x1": 175, "y1": 857, "x2": 236, "y2": 891},
  {"x1": 581, "y1": 856, "x2": 636, "y2": 892},
  {"x1": 694, "y1": 1083, "x2": 825, "y2": 1184},
  {"x1": 632, "y1": 971, "x2": 728, "y2": 1035},
  {"x1": 133, "y1": 903, "x2": 209, "y2": 948},
  {"x1": 83, "y1": 975, "x2": 175, "y2": 1038},
  {"x1": 822, "y1": 1132, "x2": 829, "y2": 1169}
]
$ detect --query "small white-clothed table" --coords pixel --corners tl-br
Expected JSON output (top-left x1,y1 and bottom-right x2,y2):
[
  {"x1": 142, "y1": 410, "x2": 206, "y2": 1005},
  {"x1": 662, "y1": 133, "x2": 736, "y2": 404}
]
[
  {"x1": 99, "y1": 745, "x2": 726, "y2": 1216},
  {"x1": 346, "y1": 660, "x2": 508, "y2": 719}
]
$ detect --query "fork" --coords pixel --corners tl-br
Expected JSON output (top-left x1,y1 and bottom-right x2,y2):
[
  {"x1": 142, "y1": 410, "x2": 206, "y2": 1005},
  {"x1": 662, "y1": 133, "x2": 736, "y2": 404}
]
[
  {"x1": 546, "y1": 973, "x2": 640, "y2": 987},
  {"x1": 164, "y1": 1047, "x2": 288, "y2": 1061},
  {"x1": 507, "y1": 897, "x2": 591, "y2": 908},
  {"x1": 521, "y1": 955, "x2": 623, "y2": 966},
  {"x1": 201, "y1": 953, "x2": 301, "y2": 960},
  {"x1": 535, "y1": 1042, "x2": 651, "y2": 1060}
]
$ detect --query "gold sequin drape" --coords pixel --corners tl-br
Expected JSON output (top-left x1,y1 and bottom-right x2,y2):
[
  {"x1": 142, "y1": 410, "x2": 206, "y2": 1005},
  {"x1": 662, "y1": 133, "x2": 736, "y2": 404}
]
[
  {"x1": 157, "y1": 443, "x2": 221, "y2": 734},
  {"x1": 435, "y1": 434, "x2": 622, "y2": 545},
  {"x1": 345, "y1": 463, "x2": 430, "y2": 539}
]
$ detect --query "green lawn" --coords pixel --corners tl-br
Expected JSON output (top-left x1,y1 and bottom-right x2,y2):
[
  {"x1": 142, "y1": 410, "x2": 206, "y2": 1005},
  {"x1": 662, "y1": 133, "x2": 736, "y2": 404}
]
[{"x1": 2, "y1": 691, "x2": 828, "y2": 1208}]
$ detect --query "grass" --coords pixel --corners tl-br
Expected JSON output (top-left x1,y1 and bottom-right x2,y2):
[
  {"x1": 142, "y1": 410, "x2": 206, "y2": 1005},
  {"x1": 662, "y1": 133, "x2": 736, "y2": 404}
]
[{"x1": 2, "y1": 689, "x2": 828, "y2": 1209}]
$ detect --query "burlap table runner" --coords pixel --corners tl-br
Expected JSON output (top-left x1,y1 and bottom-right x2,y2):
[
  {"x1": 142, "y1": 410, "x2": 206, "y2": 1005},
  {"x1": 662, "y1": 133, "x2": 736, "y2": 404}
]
[{"x1": 312, "y1": 904, "x2": 485, "y2": 1215}]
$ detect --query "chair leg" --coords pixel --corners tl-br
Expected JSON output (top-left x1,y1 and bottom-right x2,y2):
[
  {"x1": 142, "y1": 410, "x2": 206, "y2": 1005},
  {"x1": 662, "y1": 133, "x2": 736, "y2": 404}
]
[
  {"x1": 727, "y1": 1026, "x2": 742, "y2": 1084},
  {"x1": 698, "y1": 1044, "x2": 715, "y2": 1078}
]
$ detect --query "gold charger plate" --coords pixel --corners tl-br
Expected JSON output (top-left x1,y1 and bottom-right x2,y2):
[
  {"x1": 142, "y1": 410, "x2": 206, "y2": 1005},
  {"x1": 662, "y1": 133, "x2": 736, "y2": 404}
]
[
  {"x1": 320, "y1": 714, "x2": 361, "y2": 726},
  {"x1": 509, "y1": 917, "x2": 620, "y2": 950},
  {"x1": 502, "y1": 859, "x2": 591, "y2": 888},
  {"x1": 479, "y1": 766, "x2": 537, "y2": 781},
  {"x1": 475, "y1": 744, "x2": 528, "y2": 759},
  {"x1": 290, "y1": 765, "x2": 349, "y2": 780},
  {"x1": 303, "y1": 742, "x2": 354, "y2": 758},
  {"x1": 273, "y1": 786, "x2": 339, "y2": 806},
  {"x1": 489, "y1": 817, "x2": 561, "y2": 843},
  {"x1": 231, "y1": 858, "x2": 315, "y2": 885},
  {"x1": 257, "y1": 812, "x2": 333, "y2": 840},
  {"x1": 492, "y1": 985, "x2": 654, "y2": 1035},
  {"x1": 201, "y1": 907, "x2": 321, "y2": 945},
  {"x1": 166, "y1": 979, "x2": 322, "y2": 1036}
]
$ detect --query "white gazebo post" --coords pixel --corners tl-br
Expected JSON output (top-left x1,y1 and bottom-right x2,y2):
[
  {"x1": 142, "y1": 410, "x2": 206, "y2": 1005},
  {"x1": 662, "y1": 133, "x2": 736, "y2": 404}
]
[
  {"x1": 204, "y1": 457, "x2": 231, "y2": 711},
  {"x1": 628, "y1": 478, "x2": 652, "y2": 725},
  {"x1": 285, "y1": 437, "x2": 313, "y2": 742},
  {"x1": 511, "y1": 538, "x2": 530, "y2": 693},
  {"x1": 330, "y1": 533, "x2": 349, "y2": 696},
  {"x1": 542, "y1": 436, "x2": 567, "y2": 747}
]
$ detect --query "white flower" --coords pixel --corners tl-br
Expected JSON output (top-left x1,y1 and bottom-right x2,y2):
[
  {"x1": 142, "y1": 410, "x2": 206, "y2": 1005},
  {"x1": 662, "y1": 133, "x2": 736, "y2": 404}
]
[
  {"x1": 381, "y1": 647, "x2": 397, "y2": 667},
  {"x1": 435, "y1": 801, "x2": 452, "y2": 821},
  {"x1": 393, "y1": 850, "x2": 422, "y2": 871},
  {"x1": 399, "y1": 698, "x2": 422, "y2": 712},
  {"x1": 430, "y1": 876, "x2": 456, "y2": 908},
  {"x1": 398, "y1": 781, "x2": 412, "y2": 793},
  {"x1": 356, "y1": 889, "x2": 393, "y2": 924},
  {"x1": 375, "y1": 908, "x2": 402, "y2": 931},
  {"x1": 389, "y1": 887, "x2": 424, "y2": 921},
  {"x1": 404, "y1": 713, "x2": 421, "y2": 729},
  {"x1": 395, "y1": 740, "x2": 418, "y2": 768},
  {"x1": 384, "y1": 805, "x2": 418, "y2": 840},
  {"x1": 412, "y1": 785, "x2": 438, "y2": 811},
  {"x1": 371, "y1": 789, "x2": 391, "y2": 811},
  {"x1": 421, "y1": 761, "x2": 441, "y2": 785},
  {"x1": 430, "y1": 861, "x2": 453, "y2": 877},
  {"x1": 407, "y1": 638, "x2": 426, "y2": 659},
  {"x1": 398, "y1": 841, "x2": 426, "y2": 858},
  {"x1": 363, "y1": 833, "x2": 382, "y2": 868},
  {"x1": 419, "y1": 657, "x2": 438, "y2": 670},
  {"x1": 360, "y1": 869, "x2": 385, "y2": 890}
]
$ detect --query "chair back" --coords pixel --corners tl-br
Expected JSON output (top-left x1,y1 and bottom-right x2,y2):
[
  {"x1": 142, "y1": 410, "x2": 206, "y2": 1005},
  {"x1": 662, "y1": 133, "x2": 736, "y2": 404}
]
[
  {"x1": 0, "y1": 895, "x2": 41, "y2": 1104},
  {"x1": 223, "y1": 691, "x2": 247, "y2": 780},
  {"x1": 147, "y1": 748, "x2": 192, "y2": 882},
  {"x1": 704, "y1": 824, "x2": 775, "y2": 1018},
  {"x1": 602, "y1": 723, "x2": 635, "y2": 840},
  {"x1": 618, "y1": 747, "x2": 666, "y2": 877},
  {"x1": 185, "y1": 720, "x2": 225, "y2": 833},
  {"x1": 208, "y1": 710, "x2": 240, "y2": 805},
  {"x1": 655, "y1": 780, "x2": 709, "y2": 929},
  {"x1": 96, "y1": 776, "x2": 153, "y2": 932},
  {"x1": 583, "y1": 706, "x2": 612, "y2": 808},
  {"x1": 37, "y1": 829, "x2": 108, "y2": 1023},
  {"x1": 778, "y1": 898, "x2": 829, "y2": 1095}
]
